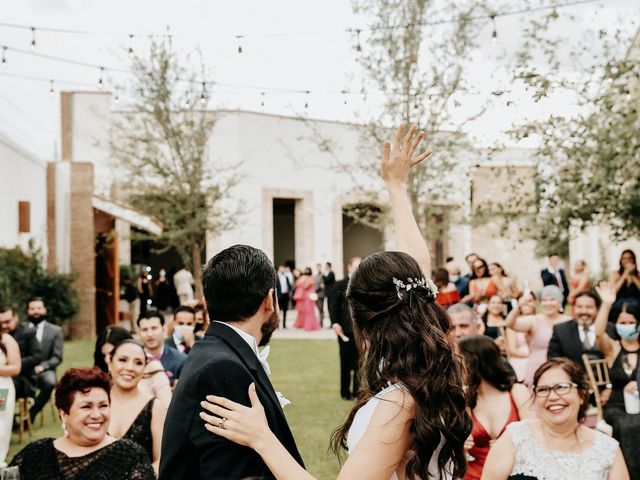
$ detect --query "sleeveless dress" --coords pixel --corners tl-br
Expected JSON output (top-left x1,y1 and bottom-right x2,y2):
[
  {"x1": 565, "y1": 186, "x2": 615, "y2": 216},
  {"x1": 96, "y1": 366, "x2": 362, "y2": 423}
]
[
  {"x1": 603, "y1": 346, "x2": 640, "y2": 480},
  {"x1": 347, "y1": 383, "x2": 451, "y2": 480},
  {"x1": 464, "y1": 391, "x2": 520, "y2": 480},
  {"x1": 112, "y1": 398, "x2": 155, "y2": 462},
  {"x1": 506, "y1": 421, "x2": 618, "y2": 480},
  {"x1": 0, "y1": 348, "x2": 16, "y2": 466},
  {"x1": 523, "y1": 316, "x2": 561, "y2": 387}
]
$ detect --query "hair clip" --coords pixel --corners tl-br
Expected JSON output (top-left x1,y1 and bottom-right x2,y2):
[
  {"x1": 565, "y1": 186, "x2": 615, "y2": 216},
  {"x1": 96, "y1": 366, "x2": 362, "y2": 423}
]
[{"x1": 392, "y1": 277, "x2": 438, "y2": 300}]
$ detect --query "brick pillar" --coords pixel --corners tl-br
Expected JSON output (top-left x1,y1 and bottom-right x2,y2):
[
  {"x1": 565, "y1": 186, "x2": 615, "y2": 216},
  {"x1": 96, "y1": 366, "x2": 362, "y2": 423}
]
[
  {"x1": 46, "y1": 163, "x2": 57, "y2": 273},
  {"x1": 69, "y1": 162, "x2": 96, "y2": 339},
  {"x1": 60, "y1": 92, "x2": 73, "y2": 160}
]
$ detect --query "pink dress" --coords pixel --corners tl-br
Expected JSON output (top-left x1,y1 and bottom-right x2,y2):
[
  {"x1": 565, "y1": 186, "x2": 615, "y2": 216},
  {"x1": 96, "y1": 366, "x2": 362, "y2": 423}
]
[
  {"x1": 523, "y1": 316, "x2": 554, "y2": 387},
  {"x1": 293, "y1": 277, "x2": 320, "y2": 331}
]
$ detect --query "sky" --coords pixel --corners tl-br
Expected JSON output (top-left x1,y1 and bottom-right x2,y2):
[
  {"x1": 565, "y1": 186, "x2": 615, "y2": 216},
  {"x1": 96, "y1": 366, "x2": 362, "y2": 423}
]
[{"x1": 0, "y1": 0, "x2": 638, "y2": 160}]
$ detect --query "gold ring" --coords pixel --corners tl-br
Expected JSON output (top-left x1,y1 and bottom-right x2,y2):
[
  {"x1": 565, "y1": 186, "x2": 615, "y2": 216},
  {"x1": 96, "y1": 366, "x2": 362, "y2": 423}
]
[{"x1": 218, "y1": 417, "x2": 226, "y2": 429}]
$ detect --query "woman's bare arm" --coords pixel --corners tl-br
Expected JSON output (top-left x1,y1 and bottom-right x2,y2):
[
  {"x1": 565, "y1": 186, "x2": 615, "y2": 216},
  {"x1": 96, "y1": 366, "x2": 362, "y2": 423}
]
[
  {"x1": 381, "y1": 125, "x2": 433, "y2": 277},
  {"x1": 0, "y1": 334, "x2": 21, "y2": 376},
  {"x1": 594, "y1": 282, "x2": 617, "y2": 362}
]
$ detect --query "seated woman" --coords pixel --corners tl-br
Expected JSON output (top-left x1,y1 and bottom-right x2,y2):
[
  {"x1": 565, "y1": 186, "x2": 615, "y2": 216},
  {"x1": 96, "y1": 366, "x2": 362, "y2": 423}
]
[
  {"x1": 198, "y1": 125, "x2": 471, "y2": 479},
  {"x1": 482, "y1": 358, "x2": 628, "y2": 480},
  {"x1": 434, "y1": 267, "x2": 461, "y2": 309},
  {"x1": 458, "y1": 335, "x2": 531, "y2": 480},
  {"x1": 107, "y1": 340, "x2": 166, "y2": 475},
  {"x1": 0, "y1": 327, "x2": 21, "y2": 466},
  {"x1": 94, "y1": 326, "x2": 171, "y2": 409},
  {"x1": 9, "y1": 367, "x2": 154, "y2": 479},
  {"x1": 594, "y1": 282, "x2": 640, "y2": 479}
]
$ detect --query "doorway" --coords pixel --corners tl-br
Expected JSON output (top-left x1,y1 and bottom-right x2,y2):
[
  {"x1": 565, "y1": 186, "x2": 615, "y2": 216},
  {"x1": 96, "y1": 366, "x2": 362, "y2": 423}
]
[{"x1": 273, "y1": 198, "x2": 296, "y2": 268}]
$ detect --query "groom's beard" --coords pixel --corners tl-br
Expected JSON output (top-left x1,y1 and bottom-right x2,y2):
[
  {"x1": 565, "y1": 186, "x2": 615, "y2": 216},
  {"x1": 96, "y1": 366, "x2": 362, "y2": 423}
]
[{"x1": 259, "y1": 311, "x2": 279, "y2": 347}]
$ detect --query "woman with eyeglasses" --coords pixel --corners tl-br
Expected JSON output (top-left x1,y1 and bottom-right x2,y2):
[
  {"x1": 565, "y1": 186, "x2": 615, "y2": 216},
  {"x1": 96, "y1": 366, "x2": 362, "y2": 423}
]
[
  {"x1": 594, "y1": 282, "x2": 640, "y2": 479},
  {"x1": 482, "y1": 358, "x2": 628, "y2": 479}
]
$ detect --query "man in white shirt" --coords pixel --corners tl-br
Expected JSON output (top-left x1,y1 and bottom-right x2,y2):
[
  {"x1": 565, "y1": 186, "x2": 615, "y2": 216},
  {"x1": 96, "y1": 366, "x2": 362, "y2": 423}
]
[{"x1": 173, "y1": 267, "x2": 195, "y2": 305}]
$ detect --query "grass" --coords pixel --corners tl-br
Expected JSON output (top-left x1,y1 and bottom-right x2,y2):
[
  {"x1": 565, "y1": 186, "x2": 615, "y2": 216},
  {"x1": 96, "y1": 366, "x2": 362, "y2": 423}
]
[{"x1": 8, "y1": 338, "x2": 352, "y2": 480}]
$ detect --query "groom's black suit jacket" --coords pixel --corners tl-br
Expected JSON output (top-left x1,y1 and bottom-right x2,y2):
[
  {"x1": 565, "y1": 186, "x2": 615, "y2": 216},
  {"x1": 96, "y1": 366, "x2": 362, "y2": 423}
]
[{"x1": 159, "y1": 321, "x2": 303, "y2": 480}]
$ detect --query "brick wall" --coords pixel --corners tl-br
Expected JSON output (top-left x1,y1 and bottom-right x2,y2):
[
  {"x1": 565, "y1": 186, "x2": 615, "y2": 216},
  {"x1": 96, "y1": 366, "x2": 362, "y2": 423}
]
[
  {"x1": 46, "y1": 163, "x2": 56, "y2": 273},
  {"x1": 69, "y1": 162, "x2": 96, "y2": 339}
]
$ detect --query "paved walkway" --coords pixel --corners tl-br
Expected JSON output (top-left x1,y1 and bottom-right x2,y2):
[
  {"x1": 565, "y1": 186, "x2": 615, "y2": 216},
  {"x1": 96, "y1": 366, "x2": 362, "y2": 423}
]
[{"x1": 274, "y1": 310, "x2": 336, "y2": 340}]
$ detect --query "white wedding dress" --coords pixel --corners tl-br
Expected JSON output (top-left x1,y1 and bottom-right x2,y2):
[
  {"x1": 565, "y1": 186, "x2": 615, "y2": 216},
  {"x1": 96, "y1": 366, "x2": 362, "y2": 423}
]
[
  {"x1": 347, "y1": 383, "x2": 452, "y2": 480},
  {"x1": 0, "y1": 348, "x2": 16, "y2": 466}
]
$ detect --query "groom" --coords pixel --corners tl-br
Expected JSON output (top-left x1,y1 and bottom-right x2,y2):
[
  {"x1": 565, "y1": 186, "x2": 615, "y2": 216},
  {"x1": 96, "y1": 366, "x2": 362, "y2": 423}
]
[{"x1": 159, "y1": 245, "x2": 304, "y2": 479}]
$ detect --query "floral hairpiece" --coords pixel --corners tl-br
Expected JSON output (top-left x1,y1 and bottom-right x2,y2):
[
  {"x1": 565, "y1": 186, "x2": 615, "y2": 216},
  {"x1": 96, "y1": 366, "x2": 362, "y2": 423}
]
[{"x1": 392, "y1": 277, "x2": 439, "y2": 300}]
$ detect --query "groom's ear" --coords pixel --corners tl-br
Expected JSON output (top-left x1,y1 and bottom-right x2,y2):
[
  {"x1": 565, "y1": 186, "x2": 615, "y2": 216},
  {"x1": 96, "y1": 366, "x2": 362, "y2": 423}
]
[{"x1": 261, "y1": 288, "x2": 276, "y2": 313}]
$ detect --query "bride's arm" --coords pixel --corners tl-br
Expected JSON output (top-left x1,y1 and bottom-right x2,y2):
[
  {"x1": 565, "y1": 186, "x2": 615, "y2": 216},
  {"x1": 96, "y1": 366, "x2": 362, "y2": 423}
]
[
  {"x1": 381, "y1": 124, "x2": 433, "y2": 277},
  {"x1": 201, "y1": 385, "x2": 414, "y2": 480}
]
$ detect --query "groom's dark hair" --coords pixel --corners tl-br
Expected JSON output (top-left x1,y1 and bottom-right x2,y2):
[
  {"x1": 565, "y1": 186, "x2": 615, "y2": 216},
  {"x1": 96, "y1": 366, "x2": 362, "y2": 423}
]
[{"x1": 202, "y1": 244, "x2": 276, "y2": 323}]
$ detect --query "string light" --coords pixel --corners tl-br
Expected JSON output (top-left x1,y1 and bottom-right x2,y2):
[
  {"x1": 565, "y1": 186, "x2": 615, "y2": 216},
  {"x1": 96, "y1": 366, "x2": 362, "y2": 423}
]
[
  {"x1": 30, "y1": 27, "x2": 36, "y2": 50},
  {"x1": 128, "y1": 34, "x2": 134, "y2": 58},
  {"x1": 260, "y1": 91, "x2": 265, "y2": 107},
  {"x1": 237, "y1": 36, "x2": 243, "y2": 53},
  {"x1": 49, "y1": 79, "x2": 54, "y2": 96},
  {"x1": 490, "y1": 15, "x2": 497, "y2": 43},
  {"x1": 114, "y1": 87, "x2": 120, "y2": 103},
  {"x1": 184, "y1": 89, "x2": 191, "y2": 108},
  {"x1": 304, "y1": 90, "x2": 310, "y2": 109},
  {"x1": 1, "y1": 46, "x2": 6, "y2": 68},
  {"x1": 342, "y1": 90, "x2": 348, "y2": 105},
  {"x1": 97, "y1": 66, "x2": 104, "y2": 89},
  {"x1": 355, "y1": 29, "x2": 362, "y2": 54}
]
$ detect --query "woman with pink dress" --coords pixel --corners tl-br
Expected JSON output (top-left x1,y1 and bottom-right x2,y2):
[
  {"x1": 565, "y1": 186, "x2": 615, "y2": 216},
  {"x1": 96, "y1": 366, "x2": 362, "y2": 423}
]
[
  {"x1": 293, "y1": 268, "x2": 321, "y2": 331},
  {"x1": 504, "y1": 285, "x2": 571, "y2": 386}
]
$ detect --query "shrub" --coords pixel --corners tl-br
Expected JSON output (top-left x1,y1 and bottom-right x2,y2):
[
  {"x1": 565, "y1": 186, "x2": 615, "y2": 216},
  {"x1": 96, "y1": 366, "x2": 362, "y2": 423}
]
[{"x1": 0, "y1": 245, "x2": 79, "y2": 327}]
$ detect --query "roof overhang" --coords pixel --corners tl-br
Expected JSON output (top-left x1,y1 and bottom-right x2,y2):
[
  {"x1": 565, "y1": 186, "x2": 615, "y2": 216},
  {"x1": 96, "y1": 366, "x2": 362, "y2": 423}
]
[{"x1": 92, "y1": 195, "x2": 163, "y2": 235}]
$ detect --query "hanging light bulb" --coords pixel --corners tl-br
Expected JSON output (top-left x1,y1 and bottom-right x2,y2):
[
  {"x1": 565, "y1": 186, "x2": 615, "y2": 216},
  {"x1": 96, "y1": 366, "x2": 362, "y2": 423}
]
[
  {"x1": 341, "y1": 90, "x2": 348, "y2": 106},
  {"x1": 30, "y1": 27, "x2": 36, "y2": 50},
  {"x1": 97, "y1": 66, "x2": 104, "y2": 89},
  {"x1": 490, "y1": 15, "x2": 497, "y2": 44},
  {"x1": 199, "y1": 82, "x2": 207, "y2": 105},
  {"x1": 114, "y1": 87, "x2": 120, "y2": 104},
  {"x1": 355, "y1": 29, "x2": 362, "y2": 54},
  {"x1": 260, "y1": 92, "x2": 265, "y2": 107},
  {"x1": 128, "y1": 34, "x2": 134, "y2": 57},
  {"x1": 184, "y1": 90, "x2": 191, "y2": 108},
  {"x1": 237, "y1": 36, "x2": 243, "y2": 53},
  {"x1": 304, "y1": 91, "x2": 310, "y2": 109},
  {"x1": 49, "y1": 80, "x2": 54, "y2": 97},
  {"x1": 1, "y1": 46, "x2": 7, "y2": 68}
]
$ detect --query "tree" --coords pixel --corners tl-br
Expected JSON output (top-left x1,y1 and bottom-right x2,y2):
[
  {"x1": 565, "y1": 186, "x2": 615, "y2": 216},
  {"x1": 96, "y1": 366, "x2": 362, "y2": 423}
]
[
  {"x1": 300, "y1": 0, "x2": 489, "y2": 266},
  {"x1": 109, "y1": 39, "x2": 240, "y2": 298}
]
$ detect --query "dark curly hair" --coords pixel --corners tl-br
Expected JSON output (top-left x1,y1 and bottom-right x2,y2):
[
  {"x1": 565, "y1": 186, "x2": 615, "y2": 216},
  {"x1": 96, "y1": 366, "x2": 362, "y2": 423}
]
[
  {"x1": 55, "y1": 367, "x2": 112, "y2": 414},
  {"x1": 532, "y1": 358, "x2": 590, "y2": 422},
  {"x1": 330, "y1": 251, "x2": 471, "y2": 479},
  {"x1": 458, "y1": 335, "x2": 516, "y2": 409}
]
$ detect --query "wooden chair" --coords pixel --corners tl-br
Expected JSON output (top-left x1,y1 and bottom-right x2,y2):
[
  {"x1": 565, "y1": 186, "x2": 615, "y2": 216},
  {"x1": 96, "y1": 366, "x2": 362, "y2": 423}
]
[
  {"x1": 582, "y1": 354, "x2": 613, "y2": 436},
  {"x1": 39, "y1": 394, "x2": 58, "y2": 427},
  {"x1": 14, "y1": 397, "x2": 33, "y2": 444}
]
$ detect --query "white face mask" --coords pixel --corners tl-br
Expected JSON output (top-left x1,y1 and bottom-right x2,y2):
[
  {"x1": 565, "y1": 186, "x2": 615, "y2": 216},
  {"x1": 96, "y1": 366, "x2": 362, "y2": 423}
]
[{"x1": 174, "y1": 324, "x2": 194, "y2": 342}]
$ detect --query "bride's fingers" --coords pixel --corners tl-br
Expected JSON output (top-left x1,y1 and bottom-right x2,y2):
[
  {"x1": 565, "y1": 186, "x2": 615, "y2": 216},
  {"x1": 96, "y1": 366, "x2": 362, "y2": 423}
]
[
  {"x1": 203, "y1": 422, "x2": 234, "y2": 439},
  {"x1": 205, "y1": 395, "x2": 243, "y2": 411},
  {"x1": 412, "y1": 149, "x2": 433, "y2": 167},
  {"x1": 199, "y1": 410, "x2": 225, "y2": 427},
  {"x1": 200, "y1": 400, "x2": 236, "y2": 419},
  {"x1": 382, "y1": 141, "x2": 391, "y2": 164}
]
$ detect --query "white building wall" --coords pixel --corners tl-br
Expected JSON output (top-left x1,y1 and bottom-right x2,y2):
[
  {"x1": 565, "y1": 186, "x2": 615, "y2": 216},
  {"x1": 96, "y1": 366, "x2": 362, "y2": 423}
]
[{"x1": 0, "y1": 133, "x2": 47, "y2": 257}]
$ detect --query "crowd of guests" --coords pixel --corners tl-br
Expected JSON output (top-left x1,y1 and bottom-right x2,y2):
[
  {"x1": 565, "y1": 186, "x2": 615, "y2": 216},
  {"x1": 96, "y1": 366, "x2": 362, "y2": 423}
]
[{"x1": 1, "y1": 125, "x2": 639, "y2": 479}]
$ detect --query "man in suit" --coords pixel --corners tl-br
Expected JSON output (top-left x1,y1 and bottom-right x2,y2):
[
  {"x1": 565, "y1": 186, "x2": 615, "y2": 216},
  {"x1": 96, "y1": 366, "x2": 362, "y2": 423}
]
[
  {"x1": 1, "y1": 305, "x2": 42, "y2": 399},
  {"x1": 276, "y1": 264, "x2": 292, "y2": 328},
  {"x1": 329, "y1": 257, "x2": 361, "y2": 400},
  {"x1": 323, "y1": 262, "x2": 336, "y2": 324},
  {"x1": 159, "y1": 245, "x2": 304, "y2": 480},
  {"x1": 165, "y1": 305, "x2": 197, "y2": 354},
  {"x1": 541, "y1": 253, "x2": 570, "y2": 307},
  {"x1": 26, "y1": 297, "x2": 63, "y2": 422},
  {"x1": 138, "y1": 309, "x2": 187, "y2": 383},
  {"x1": 548, "y1": 291, "x2": 605, "y2": 364}
]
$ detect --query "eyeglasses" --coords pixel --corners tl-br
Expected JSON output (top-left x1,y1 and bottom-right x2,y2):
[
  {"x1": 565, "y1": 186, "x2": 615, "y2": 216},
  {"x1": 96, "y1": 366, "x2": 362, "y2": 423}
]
[{"x1": 534, "y1": 382, "x2": 578, "y2": 397}]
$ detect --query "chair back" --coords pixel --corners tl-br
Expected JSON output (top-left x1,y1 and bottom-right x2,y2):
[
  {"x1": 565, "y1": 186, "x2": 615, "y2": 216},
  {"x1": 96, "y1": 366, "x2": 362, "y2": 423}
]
[{"x1": 582, "y1": 354, "x2": 610, "y2": 421}]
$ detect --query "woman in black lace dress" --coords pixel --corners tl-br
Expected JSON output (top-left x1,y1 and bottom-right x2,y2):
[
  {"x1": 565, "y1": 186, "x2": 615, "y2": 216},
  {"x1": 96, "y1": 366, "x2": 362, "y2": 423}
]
[
  {"x1": 9, "y1": 367, "x2": 154, "y2": 479},
  {"x1": 595, "y1": 283, "x2": 640, "y2": 480},
  {"x1": 106, "y1": 340, "x2": 166, "y2": 475}
]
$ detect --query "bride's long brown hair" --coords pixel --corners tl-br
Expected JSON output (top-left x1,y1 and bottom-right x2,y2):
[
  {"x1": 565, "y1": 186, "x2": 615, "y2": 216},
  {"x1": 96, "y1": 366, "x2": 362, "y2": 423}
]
[{"x1": 330, "y1": 251, "x2": 471, "y2": 479}]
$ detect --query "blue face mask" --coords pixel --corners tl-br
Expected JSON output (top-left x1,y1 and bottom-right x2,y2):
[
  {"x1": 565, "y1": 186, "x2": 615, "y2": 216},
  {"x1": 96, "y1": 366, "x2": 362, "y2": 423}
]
[{"x1": 616, "y1": 324, "x2": 639, "y2": 341}]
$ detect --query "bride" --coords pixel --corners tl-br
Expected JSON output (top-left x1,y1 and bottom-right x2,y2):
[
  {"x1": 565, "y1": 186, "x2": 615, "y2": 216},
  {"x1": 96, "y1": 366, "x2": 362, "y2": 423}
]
[{"x1": 199, "y1": 125, "x2": 471, "y2": 480}]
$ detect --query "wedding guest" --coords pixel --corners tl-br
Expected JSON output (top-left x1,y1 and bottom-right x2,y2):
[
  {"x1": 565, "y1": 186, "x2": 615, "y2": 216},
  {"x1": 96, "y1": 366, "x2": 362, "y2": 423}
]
[
  {"x1": 199, "y1": 125, "x2": 471, "y2": 480},
  {"x1": 293, "y1": 268, "x2": 320, "y2": 331},
  {"x1": 138, "y1": 309, "x2": 186, "y2": 383},
  {"x1": 467, "y1": 258, "x2": 497, "y2": 305},
  {"x1": 481, "y1": 358, "x2": 628, "y2": 479},
  {"x1": 107, "y1": 340, "x2": 166, "y2": 475},
  {"x1": 192, "y1": 301, "x2": 209, "y2": 339},
  {"x1": 447, "y1": 303, "x2": 485, "y2": 341},
  {"x1": 458, "y1": 335, "x2": 531, "y2": 480},
  {"x1": 594, "y1": 282, "x2": 640, "y2": 479},
  {"x1": 489, "y1": 263, "x2": 519, "y2": 303},
  {"x1": 541, "y1": 253, "x2": 569, "y2": 307},
  {"x1": 505, "y1": 293, "x2": 533, "y2": 381},
  {"x1": 137, "y1": 270, "x2": 154, "y2": 315},
  {"x1": 505, "y1": 285, "x2": 571, "y2": 386},
  {"x1": 481, "y1": 295, "x2": 507, "y2": 342},
  {"x1": 568, "y1": 260, "x2": 590, "y2": 315},
  {"x1": 165, "y1": 305, "x2": 197, "y2": 354},
  {"x1": 276, "y1": 265, "x2": 293, "y2": 328},
  {"x1": 446, "y1": 259, "x2": 469, "y2": 298},
  {"x1": 9, "y1": 367, "x2": 154, "y2": 479},
  {"x1": 0, "y1": 305, "x2": 21, "y2": 466},
  {"x1": 434, "y1": 268, "x2": 461, "y2": 309},
  {"x1": 94, "y1": 326, "x2": 133, "y2": 373},
  {"x1": 5, "y1": 306, "x2": 41, "y2": 399},
  {"x1": 609, "y1": 249, "x2": 640, "y2": 307}
]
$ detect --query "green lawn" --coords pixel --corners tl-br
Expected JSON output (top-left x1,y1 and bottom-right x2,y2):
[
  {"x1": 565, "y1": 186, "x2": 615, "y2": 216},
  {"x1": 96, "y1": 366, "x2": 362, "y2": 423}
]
[{"x1": 8, "y1": 338, "x2": 351, "y2": 479}]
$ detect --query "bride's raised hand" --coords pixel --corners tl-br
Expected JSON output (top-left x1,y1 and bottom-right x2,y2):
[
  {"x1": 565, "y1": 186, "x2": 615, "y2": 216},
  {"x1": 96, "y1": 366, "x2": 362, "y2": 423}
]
[{"x1": 380, "y1": 124, "x2": 433, "y2": 186}]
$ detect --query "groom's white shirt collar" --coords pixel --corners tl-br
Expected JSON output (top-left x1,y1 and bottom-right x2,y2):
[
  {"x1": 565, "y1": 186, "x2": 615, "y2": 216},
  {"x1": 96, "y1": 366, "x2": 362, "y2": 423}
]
[{"x1": 213, "y1": 320, "x2": 259, "y2": 357}]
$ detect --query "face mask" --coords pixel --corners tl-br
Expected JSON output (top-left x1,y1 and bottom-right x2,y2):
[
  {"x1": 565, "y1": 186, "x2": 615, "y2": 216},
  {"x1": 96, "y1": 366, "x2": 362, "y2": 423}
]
[
  {"x1": 174, "y1": 325, "x2": 194, "y2": 342},
  {"x1": 449, "y1": 274, "x2": 460, "y2": 283},
  {"x1": 616, "y1": 324, "x2": 639, "y2": 341}
]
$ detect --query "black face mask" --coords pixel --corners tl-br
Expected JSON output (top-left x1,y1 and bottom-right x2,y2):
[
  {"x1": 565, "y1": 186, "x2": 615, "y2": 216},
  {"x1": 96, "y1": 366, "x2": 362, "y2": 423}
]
[{"x1": 28, "y1": 315, "x2": 45, "y2": 325}]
